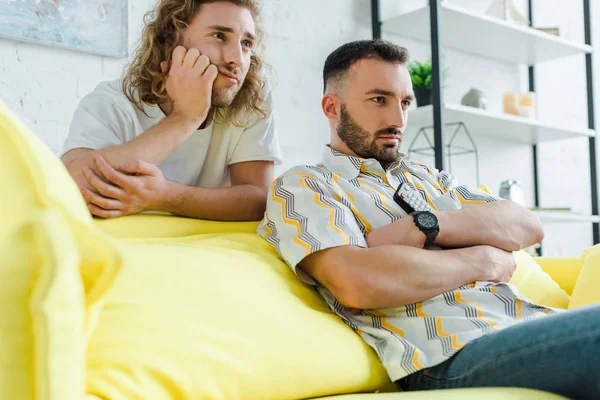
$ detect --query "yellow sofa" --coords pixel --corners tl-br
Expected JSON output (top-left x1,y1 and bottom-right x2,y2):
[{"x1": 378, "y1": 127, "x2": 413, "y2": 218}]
[{"x1": 2, "y1": 100, "x2": 597, "y2": 400}]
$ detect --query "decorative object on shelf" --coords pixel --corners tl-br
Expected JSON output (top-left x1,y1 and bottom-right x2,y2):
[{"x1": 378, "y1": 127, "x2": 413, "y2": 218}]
[
  {"x1": 485, "y1": 0, "x2": 529, "y2": 27},
  {"x1": 499, "y1": 179, "x2": 526, "y2": 206},
  {"x1": 461, "y1": 88, "x2": 487, "y2": 109},
  {"x1": 503, "y1": 91, "x2": 537, "y2": 119},
  {"x1": 407, "y1": 122, "x2": 480, "y2": 185},
  {"x1": 534, "y1": 27, "x2": 560, "y2": 37},
  {"x1": 408, "y1": 58, "x2": 447, "y2": 108}
]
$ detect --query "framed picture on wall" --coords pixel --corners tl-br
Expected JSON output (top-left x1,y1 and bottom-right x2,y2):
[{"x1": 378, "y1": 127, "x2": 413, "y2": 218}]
[{"x1": 0, "y1": 0, "x2": 128, "y2": 58}]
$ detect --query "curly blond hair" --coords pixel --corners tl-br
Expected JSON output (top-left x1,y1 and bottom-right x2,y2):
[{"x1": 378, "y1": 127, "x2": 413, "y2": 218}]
[{"x1": 123, "y1": 0, "x2": 267, "y2": 126}]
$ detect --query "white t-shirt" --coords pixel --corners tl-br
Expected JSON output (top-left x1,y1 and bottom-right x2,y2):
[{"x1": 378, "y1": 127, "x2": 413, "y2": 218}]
[{"x1": 63, "y1": 79, "x2": 282, "y2": 187}]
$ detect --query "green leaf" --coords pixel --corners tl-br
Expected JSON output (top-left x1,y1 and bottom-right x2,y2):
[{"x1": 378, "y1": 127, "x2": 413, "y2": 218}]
[
  {"x1": 408, "y1": 58, "x2": 447, "y2": 89},
  {"x1": 412, "y1": 75, "x2": 424, "y2": 87}
]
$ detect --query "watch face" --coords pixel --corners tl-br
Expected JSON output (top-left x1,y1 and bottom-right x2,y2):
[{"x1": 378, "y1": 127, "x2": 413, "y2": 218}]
[{"x1": 417, "y1": 212, "x2": 438, "y2": 229}]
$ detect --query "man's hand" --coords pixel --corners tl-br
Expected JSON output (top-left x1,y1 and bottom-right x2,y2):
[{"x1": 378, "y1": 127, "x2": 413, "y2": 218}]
[
  {"x1": 80, "y1": 155, "x2": 172, "y2": 218},
  {"x1": 473, "y1": 245, "x2": 517, "y2": 283},
  {"x1": 161, "y1": 46, "x2": 219, "y2": 125}
]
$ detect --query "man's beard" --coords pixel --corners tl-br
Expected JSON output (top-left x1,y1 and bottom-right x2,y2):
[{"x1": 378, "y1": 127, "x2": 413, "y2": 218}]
[
  {"x1": 211, "y1": 66, "x2": 245, "y2": 108},
  {"x1": 337, "y1": 104, "x2": 402, "y2": 164},
  {"x1": 211, "y1": 84, "x2": 240, "y2": 108}
]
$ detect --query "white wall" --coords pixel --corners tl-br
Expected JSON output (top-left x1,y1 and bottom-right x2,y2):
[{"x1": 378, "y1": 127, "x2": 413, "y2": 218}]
[{"x1": 0, "y1": 0, "x2": 598, "y2": 256}]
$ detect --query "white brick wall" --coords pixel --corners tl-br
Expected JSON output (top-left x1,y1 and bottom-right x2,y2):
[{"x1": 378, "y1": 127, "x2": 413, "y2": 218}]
[{"x1": 1, "y1": 0, "x2": 598, "y2": 256}]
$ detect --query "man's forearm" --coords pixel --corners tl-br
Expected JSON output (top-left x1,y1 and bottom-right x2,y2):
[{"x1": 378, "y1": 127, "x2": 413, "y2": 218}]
[
  {"x1": 161, "y1": 181, "x2": 268, "y2": 221},
  {"x1": 367, "y1": 200, "x2": 544, "y2": 251},
  {"x1": 63, "y1": 113, "x2": 203, "y2": 169},
  {"x1": 302, "y1": 244, "x2": 498, "y2": 309},
  {"x1": 435, "y1": 201, "x2": 543, "y2": 250}
]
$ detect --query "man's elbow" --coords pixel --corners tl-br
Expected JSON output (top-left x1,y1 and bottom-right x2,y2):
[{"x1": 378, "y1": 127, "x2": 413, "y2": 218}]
[
  {"x1": 325, "y1": 261, "x2": 375, "y2": 309},
  {"x1": 530, "y1": 213, "x2": 545, "y2": 245},
  {"x1": 365, "y1": 229, "x2": 383, "y2": 248},
  {"x1": 247, "y1": 185, "x2": 269, "y2": 221},
  {"x1": 331, "y1": 281, "x2": 369, "y2": 309},
  {"x1": 515, "y1": 210, "x2": 544, "y2": 250}
]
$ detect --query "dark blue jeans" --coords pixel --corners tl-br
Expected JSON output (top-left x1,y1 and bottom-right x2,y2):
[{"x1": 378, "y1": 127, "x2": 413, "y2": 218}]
[{"x1": 398, "y1": 304, "x2": 600, "y2": 399}]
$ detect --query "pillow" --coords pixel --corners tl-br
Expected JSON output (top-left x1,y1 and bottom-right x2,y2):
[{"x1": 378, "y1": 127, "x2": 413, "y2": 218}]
[
  {"x1": 534, "y1": 256, "x2": 583, "y2": 296},
  {"x1": 0, "y1": 102, "x2": 91, "y2": 229},
  {"x1": 568, "y1": 244, "x2": 600, "y2": 309},
  {"x1": 510, "y1": 250, "x2": 570, "y2": 309},
  {"x1": 0, "y1": 210, "x2": 85, "y2": 400},
  {"x1": 0, "y1": 99, "x2": 121, "y2": 333},
  {"x1": 86, "y1": 233, "x2": 393, "y2": 400},
  {"x1": 0, "y1": 100, "x2": 122, "y2": 399}
]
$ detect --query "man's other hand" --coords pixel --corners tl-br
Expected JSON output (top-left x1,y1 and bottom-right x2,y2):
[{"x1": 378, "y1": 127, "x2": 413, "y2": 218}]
[
  {"x1": 80, "y1": 155, "x2": 172, "y2": 218},
  {"x1": 475, "y1": 245, "x2": 518, "y2": 283}
]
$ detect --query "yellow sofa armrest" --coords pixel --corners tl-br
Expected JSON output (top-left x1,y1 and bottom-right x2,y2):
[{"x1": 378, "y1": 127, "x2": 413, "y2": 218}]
[{"x1": 534, "y1": 256, "x2": 583, "y2": 296}]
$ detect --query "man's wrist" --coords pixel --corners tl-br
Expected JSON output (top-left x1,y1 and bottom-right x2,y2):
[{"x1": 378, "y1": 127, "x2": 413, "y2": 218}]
[
  {"x1": 158, "y1": 180, "x2": 183, "y2": 213},
  {"x1": 408, "y1": 214, "x2": 427, "y2": 248},
  {"x1": 165, "y1": 111, "x2": 207, "y2": 133},
  {"x1": 430, "y1": 211, "x2": 447, "y2": 246}
]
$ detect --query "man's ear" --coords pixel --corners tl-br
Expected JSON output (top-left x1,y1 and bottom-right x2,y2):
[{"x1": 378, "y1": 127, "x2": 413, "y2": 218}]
[{"x1": 322, "y1": 93, "x2": 341, "y2": 122}]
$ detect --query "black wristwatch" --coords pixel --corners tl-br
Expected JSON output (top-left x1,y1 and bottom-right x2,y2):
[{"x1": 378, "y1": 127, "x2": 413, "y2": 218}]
[{"x1": 411, "y1": 211, "x2": 439, "y2": 247}]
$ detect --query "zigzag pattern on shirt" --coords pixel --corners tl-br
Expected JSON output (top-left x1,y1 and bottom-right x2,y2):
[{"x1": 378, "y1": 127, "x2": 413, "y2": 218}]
[
  {"x1": 303, "y1": 176, "x2": 364, "y2": 246},
  {"x1": 272, "y1": 178, "x2": 322, "y2": 255},
  {"x1": 456, "y1": 186, "x2": 496, "y2": 204},
  {"x1": 363, "y1": 310, "x2": 423, "y2": 372},
  {"x1": 263, "y1": 219, "x2": 280, "y2": 247},
  {"x1": 357, "y1": 178, "x2": 402, "y2": 221},
  {"x1": 492, "y1": 291, "x2": 523, "y2": 319},
  {"x1": 443, "y1": 291, "x2": 495, "y2": 331},
  {"x1": 306, "y1": 165, "x2": 335, "y2": 186},
  {"x1": 423, "y1": 317, "x2": 462, "y2": 357},
  {"x1": 361, "y1": 170, "x2": 388, "y2": 184}
]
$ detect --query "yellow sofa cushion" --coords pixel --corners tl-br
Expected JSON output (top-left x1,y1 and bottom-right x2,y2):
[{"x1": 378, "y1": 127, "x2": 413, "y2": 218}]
[
  {"x1": 568, "y1": 244, "x2": 600, "y2": 309},
  {"x1": 0, "y1": 101, "x2": 121, "y2": 325},
  {"x1": 0, "y1": 100, "x2": 121, "y2": 399},
  {"x1": 0, "y1": 210, "x2": 85, "y2": 400},
  {"x1": 86, "y1": 232, "x2": 393, "y2": 400},
  {"x1": 534, "y1": 256, "x2": 583, "y2": 296},
  {"x1": 510, "y1": 251, "x2": 570, "y2": 309}
]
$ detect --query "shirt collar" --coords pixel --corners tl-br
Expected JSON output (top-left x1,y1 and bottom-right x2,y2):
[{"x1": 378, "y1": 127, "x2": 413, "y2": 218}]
[{"x1": 322, "y1": 146, "x2": 407, "y2": 179}]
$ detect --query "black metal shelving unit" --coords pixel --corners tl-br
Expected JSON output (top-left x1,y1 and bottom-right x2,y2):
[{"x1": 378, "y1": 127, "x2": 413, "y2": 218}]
[{"x1": 371, "y1": 0, "x2": 600, "y2": 252}]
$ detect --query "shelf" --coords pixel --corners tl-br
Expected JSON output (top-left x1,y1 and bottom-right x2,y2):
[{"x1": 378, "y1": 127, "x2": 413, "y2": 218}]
[
  {"x1": 533, "y1": 211, "x2": 600, "y2": 224},
  {"x1": 406, "y1": 103, "x2": 595, "y2": 144},
  {"x1": 381, "y1": 3, "x2": 592, "y2": 64}
]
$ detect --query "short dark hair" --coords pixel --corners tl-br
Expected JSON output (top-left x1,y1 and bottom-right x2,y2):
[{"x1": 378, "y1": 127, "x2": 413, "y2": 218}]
[{"x1": 323, "y1": 39, "x2": 410, "y2": 93}]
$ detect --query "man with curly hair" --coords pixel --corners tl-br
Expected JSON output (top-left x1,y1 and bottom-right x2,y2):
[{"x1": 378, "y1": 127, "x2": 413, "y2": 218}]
[{"x1": 62, "y1": 0, "x2": 281, "y2": 221}]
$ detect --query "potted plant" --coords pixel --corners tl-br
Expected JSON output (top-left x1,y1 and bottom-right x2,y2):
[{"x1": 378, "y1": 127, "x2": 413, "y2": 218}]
[{"x1": 408, "y1": 59, "x2": 447, "y2": 107}]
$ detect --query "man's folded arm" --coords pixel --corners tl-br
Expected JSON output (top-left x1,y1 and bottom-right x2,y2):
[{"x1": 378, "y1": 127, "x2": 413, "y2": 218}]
[
  {"x1": 367, "y1": 200, "x2": 544, "y2": 251},
  {"x1": 298, "y1": 243, "x2": 514, "y2": 310},
  {"x1": 367, "y1": 171, "x2": 543, "y2": 252}
]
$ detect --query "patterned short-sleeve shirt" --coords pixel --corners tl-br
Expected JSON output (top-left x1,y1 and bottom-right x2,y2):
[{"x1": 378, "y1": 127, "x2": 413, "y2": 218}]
[{"x1": 258, "y1": 147, "x2": 554, "y2": 382}]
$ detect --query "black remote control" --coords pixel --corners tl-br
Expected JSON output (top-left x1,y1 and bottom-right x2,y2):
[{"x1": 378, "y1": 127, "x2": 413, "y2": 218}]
[{"x1": 393, "y1": 183, "x2": 436, "y2": 214}]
